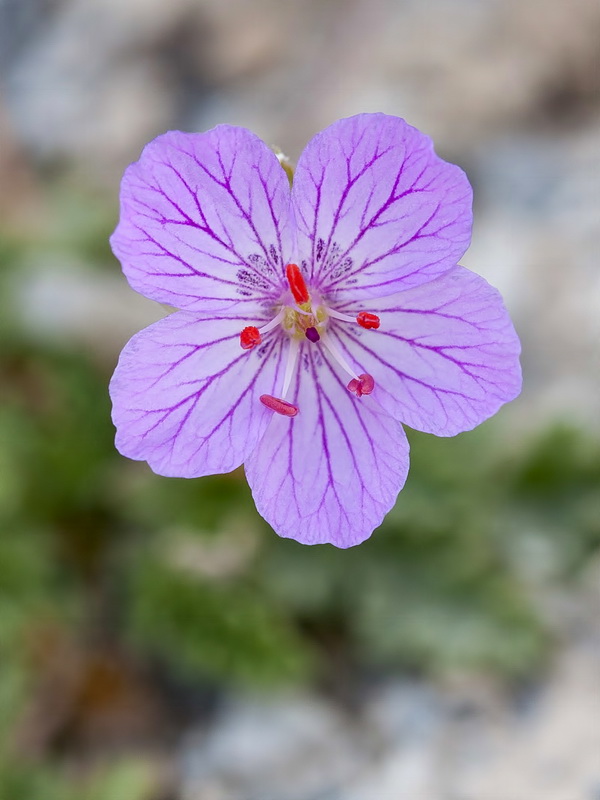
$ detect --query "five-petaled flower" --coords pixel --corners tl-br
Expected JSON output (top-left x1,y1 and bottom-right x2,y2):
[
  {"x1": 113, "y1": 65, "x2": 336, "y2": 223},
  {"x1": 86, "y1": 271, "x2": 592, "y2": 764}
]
[{"x1": 110, "y1": 113, "x2": 521, "y2": 547}]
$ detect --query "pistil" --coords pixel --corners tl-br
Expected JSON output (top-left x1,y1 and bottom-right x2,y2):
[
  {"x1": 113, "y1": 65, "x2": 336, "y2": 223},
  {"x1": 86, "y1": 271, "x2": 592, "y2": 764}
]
[{"x1": 286, "y1": 263, "x2": 310, "y2": 304}]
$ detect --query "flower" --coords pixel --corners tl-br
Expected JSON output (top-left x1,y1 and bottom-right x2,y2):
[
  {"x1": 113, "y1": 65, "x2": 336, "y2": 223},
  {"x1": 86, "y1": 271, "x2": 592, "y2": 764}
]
[{"x1": 109, "y1": 113, "x2": 521, "y2": 548}]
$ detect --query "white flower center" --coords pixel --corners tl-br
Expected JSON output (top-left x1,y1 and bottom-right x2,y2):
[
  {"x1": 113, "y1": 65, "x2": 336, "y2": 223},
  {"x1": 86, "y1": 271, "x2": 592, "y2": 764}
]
[{"x1": 239, "y1": 264, "x2": 380, "y2": 416}]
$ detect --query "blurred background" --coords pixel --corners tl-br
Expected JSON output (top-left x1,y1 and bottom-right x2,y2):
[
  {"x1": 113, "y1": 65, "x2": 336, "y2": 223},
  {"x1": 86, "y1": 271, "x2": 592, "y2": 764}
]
[{"x1": 1, "y1": 0, "x2": 599, "y2": 798}]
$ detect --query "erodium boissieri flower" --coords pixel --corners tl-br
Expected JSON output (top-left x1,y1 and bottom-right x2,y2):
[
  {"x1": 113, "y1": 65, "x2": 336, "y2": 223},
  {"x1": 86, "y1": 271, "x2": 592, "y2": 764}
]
[{"x1": 109, "y1": 113, "x2": 521, "y2": 548}]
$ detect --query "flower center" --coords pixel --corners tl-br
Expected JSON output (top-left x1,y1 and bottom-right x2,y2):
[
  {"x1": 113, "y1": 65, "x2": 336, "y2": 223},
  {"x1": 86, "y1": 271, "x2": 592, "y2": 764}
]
[
  {"x1": 278, "y1": 263, "x2": 326, "y2": 344},
  {"x1": 240, "y1": 264, "x2": 379, "y2": 416}
]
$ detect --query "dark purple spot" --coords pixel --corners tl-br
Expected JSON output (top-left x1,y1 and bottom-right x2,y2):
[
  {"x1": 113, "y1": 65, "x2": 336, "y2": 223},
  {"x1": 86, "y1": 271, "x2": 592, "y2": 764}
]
[
  {"x1": 316, "y1": 238, "x2": 325, "y2": 262},
  {"x1": 248, "y1": 253, "x2": 274, "y2": 275},
  {"x1": 237, "y1": 268, "x2": 270, "y2": 291},
  {"x1": 305, "y1": 327, "x2": 320, "y2": 343}
]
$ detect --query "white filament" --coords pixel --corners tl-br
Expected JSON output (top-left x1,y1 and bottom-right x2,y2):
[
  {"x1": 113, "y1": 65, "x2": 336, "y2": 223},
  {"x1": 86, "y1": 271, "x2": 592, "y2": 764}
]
[
  {"x1": 258, "y1": 307, "x2": 286, "y2": 334},
  {"x1": 320, "y1": 332, "x2": 359, "y2": 381},
  {"x1": 325, "y1": 307, "x2": 355, "y2": 324},
  {"x1": 281, "y1": 338, "x2": 300, "y2": 398}
]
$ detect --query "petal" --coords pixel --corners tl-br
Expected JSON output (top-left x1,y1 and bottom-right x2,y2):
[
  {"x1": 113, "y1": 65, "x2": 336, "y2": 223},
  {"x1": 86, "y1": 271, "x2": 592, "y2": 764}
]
[
  {"x1": 111, "y1": 126, "x2": 293, "y2": 315},
  {"x1": 110, "y1": 312, "x2": 287, "y2": 477},
  {"x1": 291, "y1": 113, "x2": 472, "y2": 301},
  {"x1": 245, "y1": 344, "x2": 410, "y2": 548},
  {"x1": 331, "y1": 266, "x2": 522, "y2": 436}
]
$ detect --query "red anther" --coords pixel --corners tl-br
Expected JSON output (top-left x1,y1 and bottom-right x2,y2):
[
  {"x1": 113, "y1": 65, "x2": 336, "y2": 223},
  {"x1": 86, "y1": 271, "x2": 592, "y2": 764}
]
[
  {"x1": 358, "y1": 373, "x2": 375, "y2": 394},
  {"x1": 240, "y1": 326, "x2": 261, "y2": 350},
  {"x1": 260, "y1": 395, "x2": 299, "y2": 416},
  {"x1": 347, "y1": 373, "x2": 375, "y2": 398},
  {"x1": 356, "y1": 312, "x2": 380, "y2": 330},
  {"x1": 286, "y1": 263, "x2": 310, "y2": 304}
]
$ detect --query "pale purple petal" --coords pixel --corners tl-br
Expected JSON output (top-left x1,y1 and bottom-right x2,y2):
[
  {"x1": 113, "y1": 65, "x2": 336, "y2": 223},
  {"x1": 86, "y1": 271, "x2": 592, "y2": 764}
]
[
  {"x1": 291, "y1": 113, "x2": 472, "y2": 302},
  {"x1": 111, "y1": 126, "x2": 293, "y2": 314},
  {"x1": 330, "y1": 266, "x2": 522, "y2": 436},
  {"x1": 245, "y1": 344, "x2": 410, "y2": 547},
  {"x1": 110, "y1": 312, "x2": 287, "y2": 477}
]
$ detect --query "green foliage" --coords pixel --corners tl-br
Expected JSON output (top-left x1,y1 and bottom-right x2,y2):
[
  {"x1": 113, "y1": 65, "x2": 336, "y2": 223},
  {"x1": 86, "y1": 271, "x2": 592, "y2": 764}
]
[
  {"x1": 129, "y1": 554, "x2": 311, "y2": 685},
  {"x1": 0, "y1": 758, "x2": 154, "y2": 800},
  {"x1": 258, "y1": 428, "x2": 549, "y2": 678},
  {"x1": 508, "y1": 425, "x2": 600, "y2": 574}
]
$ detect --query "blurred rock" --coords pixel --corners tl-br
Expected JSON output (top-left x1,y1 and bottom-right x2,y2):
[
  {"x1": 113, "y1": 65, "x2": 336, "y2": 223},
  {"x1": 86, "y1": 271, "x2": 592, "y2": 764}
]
[
  {"x1": 181, "y1": 693, "x2": 364, "y2": 800},
  {"x1": 0, "y1": 102, "x2": 46, "y2": 227},
  {"x1": 181, "y1": 636, "x2": 600, "y2": 800},
  {"x1": 180, "y1": 565, "x2": 600, "y2": 798},
  {"x1": 12, "y1": 261, "x2": 166, "y2": 360},
  {"x1": 454, "y1": 644, "x2": 600, "y2": 800},
  {"x1": 3, "y1": 0, "x2": 202, "y2": 176},
  {"x1": 463, "y1": 117, "x2": 600, "y2": 428},
  {"x1": 4, "y1": 0, "x2": 600, "y2": 173}
]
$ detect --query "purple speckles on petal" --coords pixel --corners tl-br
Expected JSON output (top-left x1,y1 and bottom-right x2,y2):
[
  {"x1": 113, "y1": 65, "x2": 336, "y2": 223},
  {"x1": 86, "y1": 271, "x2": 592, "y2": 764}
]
[{"x1": 109, "y1": 114, "x2": 521, "y2": 548}]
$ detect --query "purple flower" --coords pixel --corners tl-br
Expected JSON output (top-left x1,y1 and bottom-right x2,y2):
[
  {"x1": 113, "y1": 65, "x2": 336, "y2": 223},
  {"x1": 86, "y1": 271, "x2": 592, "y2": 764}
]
[{"x1": 109, "y1": 114, "x2": 521, "y2": 548}]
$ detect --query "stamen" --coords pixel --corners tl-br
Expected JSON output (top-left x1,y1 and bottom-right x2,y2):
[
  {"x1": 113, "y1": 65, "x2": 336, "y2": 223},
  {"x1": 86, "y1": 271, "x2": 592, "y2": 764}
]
[
  {"x1": 281, "y1": 338, "x2": 300, "y2": 398},
  {"x1": 326, "y1": 308, "x2": 356, "y2": 324},
  {"x1": 239, "y1": 309, "x2": 285, "y2": 350},
  {"x1": 305, "y1": 326, "x2": 320, "y2": 343},
  {"x1": 356, "y1": 312, "x2": 380, "y2": 330},
  {"x1": 260, "y1": 395, "x2": 298, "y2": 416},
  {"x1": 260, "y1": 339, "x2": 300, "y2": 417},
  {"x1": 320, "y1": 333, "x2": 359, "y2": 381},
  {"x1": 320, "y1": 333, "x2": 375, "y2": 398},
  {"x1": 347, "y1": 373, "x2": 375, "y2": 397},
  {"x1": 258, "y1": 308, "x2": 286, "y2": 334},
  {"x1": 286, "y1": 263, "x2": 310, "y2": 304},
  {"x1": 326, "y1": 308, "x2": 381, "y2": 329},
  {"x1": 240, "y1": 326, "x2": 261, "y2": 350}
]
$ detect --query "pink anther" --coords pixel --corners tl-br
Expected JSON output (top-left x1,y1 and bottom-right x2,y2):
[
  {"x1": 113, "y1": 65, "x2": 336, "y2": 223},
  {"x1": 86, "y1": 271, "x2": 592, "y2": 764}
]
[
  {"x1": 347, "y1": 373, "x2": 375, "y2": 397},
  {"x1": 259, "y1": 395, "x2": 299, "y2": 416},
  {"x1": 356, "y1": 312, "x2": 380, "y2": 330}
]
